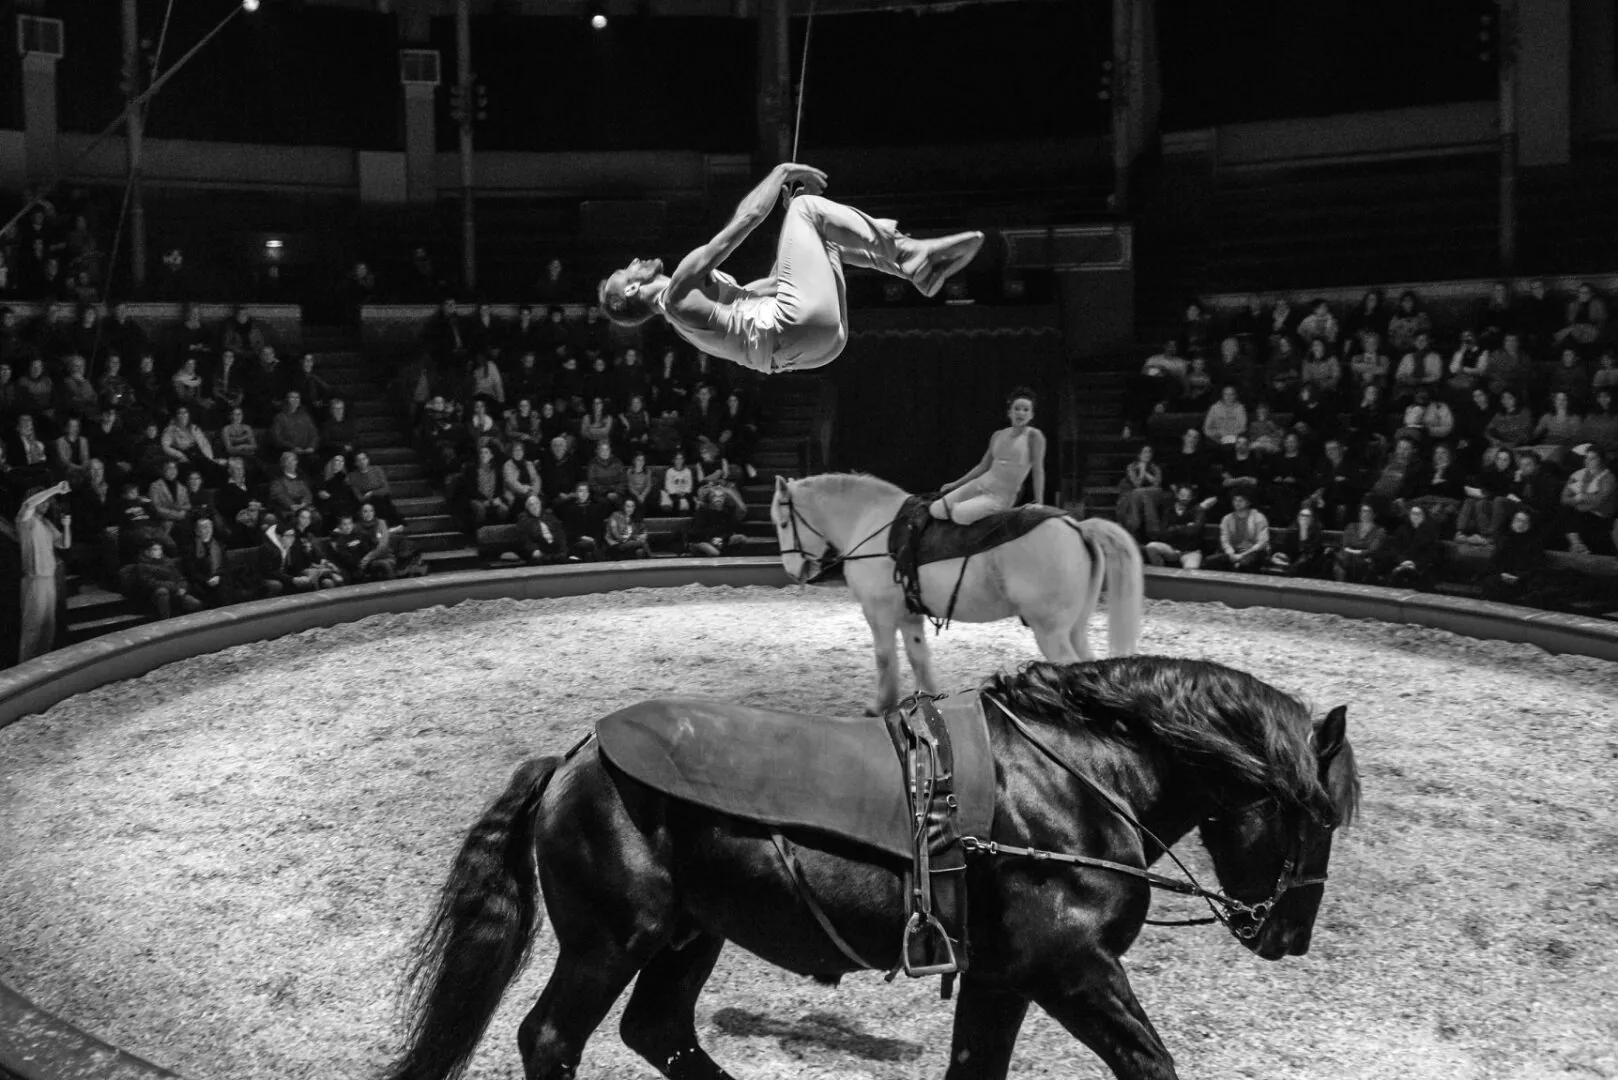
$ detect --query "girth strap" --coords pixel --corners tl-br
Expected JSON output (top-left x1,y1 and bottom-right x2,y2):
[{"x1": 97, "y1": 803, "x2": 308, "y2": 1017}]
[{"x1": 769, "y1": 831, "x2": 882, "y2": 972}]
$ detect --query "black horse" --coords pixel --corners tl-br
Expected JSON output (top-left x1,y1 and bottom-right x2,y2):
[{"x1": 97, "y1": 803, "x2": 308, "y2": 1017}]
[{"x1": 383, "y1": 655, "x2": 1360, "y2": 1080}]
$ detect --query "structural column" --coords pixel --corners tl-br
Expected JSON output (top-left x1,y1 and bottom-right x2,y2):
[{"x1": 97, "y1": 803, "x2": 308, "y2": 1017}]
[
  {"x1": 121, "y1": 0, "x2": 148, "y2": 291},
  {"x1": 1110, "y1": 0, "x2": 1161, "y2": 214},
  {"x1": 398, "y1": 7, "x2": 439, "y2": 205},
  {"x1": 20, "y1": 51, "x2": 59, "y2": 183},
  {"x1": 756, "y1": 0, "x2": 791, "y2": 170},
  {"x1": 456, "y1": 0, "x2": 476, "y2": 293}
]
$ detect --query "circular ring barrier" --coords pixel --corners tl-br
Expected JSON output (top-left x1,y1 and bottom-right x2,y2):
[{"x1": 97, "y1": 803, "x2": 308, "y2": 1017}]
[{"x1": 3, "y1": 559, "x2": 1616, "y2": 1080}]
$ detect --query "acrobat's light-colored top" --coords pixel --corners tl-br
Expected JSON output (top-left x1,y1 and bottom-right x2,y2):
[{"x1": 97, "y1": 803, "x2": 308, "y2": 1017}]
[
  {"x1": 656, "y1": 271, "x2": 777, "y2": 373},
  {"x1": 954, "y1": 427, "x2": 1033, "y2": 509},
  {"x1": 17, "y1": 510, "x2": 59, "y2": 580}
]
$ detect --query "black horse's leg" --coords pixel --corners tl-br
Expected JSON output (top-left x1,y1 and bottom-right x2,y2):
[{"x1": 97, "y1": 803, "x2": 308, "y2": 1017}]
[
  {"x1": 941, "y1": 977, "x2": 1029, "y2": 1080},
  {"x1": 517, "y1": 945, "x2": 642, "y2": 1080},
  {"x1": 619, "y1": 933, "x2": 735, "y2": 1080},
  {"x1": 1032, "y1": 963, "x2": 1177, "y2": 1080}
]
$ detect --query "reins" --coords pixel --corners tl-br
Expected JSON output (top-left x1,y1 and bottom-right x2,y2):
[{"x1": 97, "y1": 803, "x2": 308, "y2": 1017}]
[
  {"x1": 972, "y1": 692, "x2": 1328, "y2": 941},
  {"x1": 777, "y1": 494, "x2": 890, "y2": 584}
]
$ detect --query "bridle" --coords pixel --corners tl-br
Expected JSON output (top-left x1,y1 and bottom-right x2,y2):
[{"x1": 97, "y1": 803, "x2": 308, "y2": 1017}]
[
  {"x1": 774, "y1": 489, "x2": 890, "y2": 585},
  {"x1": 967, "y1": 692, "x2": 1334, "y2": 943}
]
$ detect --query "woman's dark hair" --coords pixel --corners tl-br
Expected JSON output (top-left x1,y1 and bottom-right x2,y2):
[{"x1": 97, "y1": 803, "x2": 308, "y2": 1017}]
[{"x1": 1006, "y1": 386, "x2": 1037, "y2": 409}]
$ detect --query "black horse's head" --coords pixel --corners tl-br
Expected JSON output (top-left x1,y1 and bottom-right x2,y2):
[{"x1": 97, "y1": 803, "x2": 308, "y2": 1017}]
[{"x1": 1197, "y1": 704, "x2": 1357, "y2": 960}]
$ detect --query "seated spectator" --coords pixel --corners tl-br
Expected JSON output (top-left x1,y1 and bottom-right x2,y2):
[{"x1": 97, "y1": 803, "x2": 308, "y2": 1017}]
[
  {"x1": 245, "y1": 346, "x2": 287, "y2": 423},
  {"x1": 184, "y1": 467, "x2": 228, "y2": 540},
  {"x1": 1451, "y1": 386, "x2": 1496, "y2": 468},
  {"x1": 1203, "y1": 491, "x2": 1269, "y2": 572},
  {"x1": 1557, "y1": 445, "x2": 1617, "y2": 556},
  {"x1": 583, "y1": 354, "x2": 614, "y2": 407},
  {"x1": 541, "y1": 434, "x2": 579, "y2": 498},
  {"x1": 357, "y1": 500, "x2": 424, "y2": 577},
  {"x1": 16, "y1": 356, "x2": 54, "y2": 421},
  {"x1": 684, "y1": 383, "x2": 728, "y2": 450},
  {"x1": 463, "y1": 443, "x2": 511, "y2": 527},
  {"x1": 554, "y1": 480, "x2": 606, "y2": 560},
  {"x1": 1448, "y1": 329, "x2": 1490, "y2": 396},
  {"x1": 508, "y1": 352, "x2": 549, "y2": 409},
  {"x1": 1484, "y1": 389, "x2": 1533, "y2": 452},
  {"x1": 1593, "y1": 349, "x2": 1618, "y2": 395},
  {"x1": 96, "y1": 353, "x2": 137, "y2": 415},
  {"x1": 317, "y1": 397, "x2": 357, "y2": 460},
  {"x1": 537, "y1": 399, "x2": 570, "y2": 448},
  {"x1": 717, "y1": 391, "x2": 758, "y2": 480},
  {"x1": 174, "y1": 303, "x2": 213, "y2": 371},
  {"x1": 1365, "y1": 436, "x2": 1423, "y2": 519},
  {"x1": 1481, "y1": 509, "x2": 1548, "y2": 604},
  {"x1": 88, "y1": 408, "x2": 135, "y2": 482},
  {"x1": 1455, "y1": 447, "x2": 1518, "y2": 544},
  {"x1": 1554, "y1": 282, "x2": 1607, "y2": 348},
  {"x1": 286, "y1": 515, "x2": 345, "y2": 591},
  {"x1": 1297, "y1": 338, "x2": 1342, "y2": 402},
  {"x1": 113, "y1": 477, "x2": 174, "y2": 563},
  {"x1": 316, "y1": 451, "x2": 359, "y2": 523},
  {"x1": 58, "y1": 354, "x2": 98, "y2": 422},
  {"x1": 257, "y1": 521, "x2": 297, "y2": 596},
  {"x1": 1266, "y1": 298, "x2": 1296, "y2": 354},
  {"x1": 148, "y1": 459, "x2": 193, "y2": 538},
  {"x1": 162, "y1": 405, "x2": 223, "y2": 484},
  {"x1": 618, "y1": 394, "x2": 653, "y2": 461},
  {"x1": 513, "y1": 493, "x2": 571, "y2": 565},
  {"x1": 1214, "y1": 433, "x2": 1266, "y2": 511},
  {"x1": 1143, "y1": 483, "x2": 1207, "y2": 569},
  {"x1": 1385, "y1": 290, "x2": 1432, "y2": 355},
  {"x1": 1403, "y1": 442, "x2": 1466, "y2": 536},
  {"x1": 1307, "y1": 438, "x2": 1364, "y2": 531},
  {"x1": 327, "y1": 511, "x2": 396, "y2": 582},
  {"x1": 1180, "y1": 299, "x2": 1213, "y2": 355},
  {"x1": 1530, "y1": 391, "x2": 1584, "y2": 463},
  {"x1": 466, "y1": 397, "x2": 504, "y2": 454},
  {"x1": 1294, "y1": 298, "x2": 1338, "y2": 348},
  {"x1": 219, "y1": 405, "x2": 261, "y2": 470},
  {"x1": 1245, "y1": 402, "x2": 1285, "y2": 456},
  {"x1": 659, "y1": 448, "x2": 696, "y2": 513},
  {"x1": 1267, "y1": 505, "x2": 1329, "y2": 578},
  {"x1": 1121, "y1": 340, "x2": 1187, "y2": 439},
  {"x1": 1333, "y1": 502, "x2": 1386, "y2": 583},
  {"x1": 502, "y1": 440, "x2": 543, "y2": 508},
  {"x1": 1545, "y1": 345, "x2": 1593, "y2": 415},
  {"x1": 170, "y1": 356, "x2": 205, "y2": 413},
  {"x1": 268, "y1": 451, "x2": 320, "y2": 531},
  {"x1": 1216, "y1": 336, "x2": 1260, "y2": 404},
  {"x1": 51, "y1": 415, "x2": 91, "y2": 485},
  {"x1": 1346, "y1": 332, "x2": 1391, "y2": 395},
  {"x1": 694, "y1": 438, "x2": 740, "y2": 502},
  {"x1": 1162, "y1": 426, "x2": 1215, "y2": 497},
  {"x1": 604, "y1": 495, "x2": 652, "y2": 560},
  {"x1": 1375, "y1": 504, "x2": 1442, "y2": 590},
  {"x1": 534, "y1": 257, "x2": 575, "y2": 306},
  {"x1": 504, "y1": 397, "x2": 543, "y2": 453},
  {"x1": 507, "y1": 305, "x2": 546, "y2": 361},
  {"x1": 126, "y1": 539, "x2": 203, "y2": 619},
  {"x1": 686, "y1": 484, "x2": 748, "y2": 558},
  {"x1": 180, "y1": 515, "x2": 243, "y2": 608},
  {"x1": 346, "y1": 449, "x2": 399, "y2": 525},
  {"x1": 585, "y1": 440, "x2": 628, "y2": 506},
  {"x1": 1115, "y1": 444, "x2": 1164, "y2": 542},
  {"x1": 1264, "y1": 335, "x2": 1305, "y2": 407},
  {"x1": 1265, "y1": 431, "x2": 1313, "y2": 525},
  {"x1": 1582, "y1": 388, "x2": 1618, "y2": 458},
  {"x1": 614, "y1": 347, "x2": 650, "y2": 408},
  {"x1": 649, "y1": 346, "x2": 690, "y2": 418},
  {"x1": 9, "y1": 414, "x2": 52, "y2": 486},
  {"x1": 552, "y1": 353, "x2": 585, "y2": 409},
  {"x1": 625, "y1": 451, "x2": 656, "y2": 508},
  {"x1": 1182, "y1": 354, "x2": 1216, "y2": 412},
  {"x1": 270, "y1": 390, "x2": 320, "y2": 469},
  {"x1": 1491, "y1": 449, "x2": 1561, "y2": 541},
  {"x1": 220, "y1": 305, "x2": 267, "y2": 359},
  {"x1": 1202, "y1": 385, "x2": 1248, "y2": 447},
  {"x1": 1416, "y1": 388, "x2": 1456, "y2": 446},
  {"x1": 1344, "y1": 289, "x2": 1389, "y2": 348},
  {"x1": 579, "y1": 396, "x2": 616, "y2": 452},
  {"x1": 128, "y1": 418, "x2": 171, "y2": 485},
  {"x1": 469, "y1": 352, "x2": 504, "y2": 407},
  {"x1": 1392, "y1": 331, "x2": 1444, "y2": 406},
  {"x1": 1488, "y1": 333, "x2": 1535, "y2": 401}
]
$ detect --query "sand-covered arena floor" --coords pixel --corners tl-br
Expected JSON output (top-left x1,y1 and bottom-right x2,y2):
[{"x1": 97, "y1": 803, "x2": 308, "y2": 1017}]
[{"x1": 1, "y1": 584, "x2": 1615, "y2": 1080}]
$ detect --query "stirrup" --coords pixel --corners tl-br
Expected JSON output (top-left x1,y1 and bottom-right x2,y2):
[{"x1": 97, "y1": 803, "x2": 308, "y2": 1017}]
[{"x1": 899, "y1": 910, "x2": 960, "y2": 977}]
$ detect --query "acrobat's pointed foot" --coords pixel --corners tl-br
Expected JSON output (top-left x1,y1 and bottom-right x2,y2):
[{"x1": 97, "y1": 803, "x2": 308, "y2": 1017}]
[{"x1": 905, "y1": 231, "x2": 985, "y2": 298}]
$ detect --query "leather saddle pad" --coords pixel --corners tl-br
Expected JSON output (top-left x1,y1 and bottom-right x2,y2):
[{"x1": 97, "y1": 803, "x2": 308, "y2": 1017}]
[
  {"x1": 596, "y1": 693, "x2": 995, "y2": 863},
  {"x1": 887, "y1": 495, "x2": 1072, "y2": 569}
]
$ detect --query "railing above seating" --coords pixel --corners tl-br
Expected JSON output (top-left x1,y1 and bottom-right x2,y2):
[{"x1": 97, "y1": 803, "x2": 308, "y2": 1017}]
[{"x1": 0, "y1": 302, "x2": 304, "y2": 349}]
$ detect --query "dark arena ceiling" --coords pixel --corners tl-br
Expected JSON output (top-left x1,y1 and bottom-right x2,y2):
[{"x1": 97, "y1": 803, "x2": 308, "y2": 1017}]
[{"x1": 306, "y1": 0, "x2": 1051, "y2": 19}]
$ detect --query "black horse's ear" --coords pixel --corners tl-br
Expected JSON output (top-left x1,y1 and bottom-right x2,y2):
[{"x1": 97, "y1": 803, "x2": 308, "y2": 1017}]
[{"x1": 1314, "y1": 705, "x2": 1347, "y2": 763}]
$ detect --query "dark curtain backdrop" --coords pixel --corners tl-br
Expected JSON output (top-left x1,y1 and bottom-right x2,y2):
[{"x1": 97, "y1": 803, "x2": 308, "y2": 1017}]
[
  {"x1": 1156, "y1": 0, "x2": 1499, "y2": 129},
  {"x1": 828, "y1": 331, "x2": 1065, "y2": 498}
]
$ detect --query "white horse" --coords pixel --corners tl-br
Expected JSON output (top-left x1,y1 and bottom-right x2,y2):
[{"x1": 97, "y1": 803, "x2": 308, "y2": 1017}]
[{"x1": 771, "y1": 472, "x2": 1145, "y2": 713}]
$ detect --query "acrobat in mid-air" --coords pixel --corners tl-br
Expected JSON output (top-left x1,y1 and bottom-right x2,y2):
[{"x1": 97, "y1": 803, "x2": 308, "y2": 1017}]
[{"x1": 598, "y1": 162, "x2": 984, "y2": 375}]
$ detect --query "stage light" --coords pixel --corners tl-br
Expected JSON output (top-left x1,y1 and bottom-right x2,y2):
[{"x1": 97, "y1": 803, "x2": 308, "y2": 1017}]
[
  {"x1": 242, "y1": 0, "x2": 260, "y2": 11},
  {"x1": 591, "y1": 13, "x2": 608, "y2": 28},
  {"x1": 588, "y1": 2, "x2": 607, "y2": 29}
]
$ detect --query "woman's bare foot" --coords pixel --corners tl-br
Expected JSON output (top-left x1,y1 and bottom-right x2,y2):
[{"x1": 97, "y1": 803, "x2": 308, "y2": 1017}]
[{"x1": 903, "y1": 231, "x2": 985, "y2": 298}]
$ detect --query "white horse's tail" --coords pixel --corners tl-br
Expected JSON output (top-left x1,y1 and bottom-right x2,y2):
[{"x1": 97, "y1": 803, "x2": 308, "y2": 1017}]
[{"x1": 1075, "y1": 517, "x2": 1145, "y2": 656}]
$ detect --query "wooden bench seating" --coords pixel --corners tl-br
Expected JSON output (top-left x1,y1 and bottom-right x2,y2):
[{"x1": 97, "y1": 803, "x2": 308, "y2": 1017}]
[{"x1": 477, "y1": 516, "x2": 694, "y2": 557}]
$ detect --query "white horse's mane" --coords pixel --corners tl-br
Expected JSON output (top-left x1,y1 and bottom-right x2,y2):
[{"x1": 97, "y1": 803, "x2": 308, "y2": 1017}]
[{"x1": 793, "y1": 472, "x2": 909, "y2": 503}]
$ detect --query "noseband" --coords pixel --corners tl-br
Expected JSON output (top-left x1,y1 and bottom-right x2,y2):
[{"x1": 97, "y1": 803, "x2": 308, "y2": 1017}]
[
  {"x1": 968, "y1": 693, "x2": 1333, "y2": 943},
  {"x1": 774, "y1": 492, "x2": 889, "y2": 585}
]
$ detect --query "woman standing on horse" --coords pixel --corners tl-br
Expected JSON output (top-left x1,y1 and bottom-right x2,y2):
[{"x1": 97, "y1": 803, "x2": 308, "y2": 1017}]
[{"x1": 930, "y1": 387, "x2": 1047, "y2": 524}]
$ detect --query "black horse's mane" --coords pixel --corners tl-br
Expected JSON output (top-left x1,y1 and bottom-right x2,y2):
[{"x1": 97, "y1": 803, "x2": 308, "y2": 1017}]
[{"x1": 983, "y1": 655, "x2": 1359, "y2": 824}]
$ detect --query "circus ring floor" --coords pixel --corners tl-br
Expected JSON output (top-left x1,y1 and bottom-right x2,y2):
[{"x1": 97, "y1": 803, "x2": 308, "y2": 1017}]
[{"x1": 1, "y1": 560, "x2": 1615, "y2": 1080}]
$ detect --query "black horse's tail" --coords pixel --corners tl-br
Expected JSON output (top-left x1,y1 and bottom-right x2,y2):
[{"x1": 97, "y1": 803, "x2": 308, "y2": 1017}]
[{"x1": 383, "y1": 755, "x2": 562, "y2": 1080}]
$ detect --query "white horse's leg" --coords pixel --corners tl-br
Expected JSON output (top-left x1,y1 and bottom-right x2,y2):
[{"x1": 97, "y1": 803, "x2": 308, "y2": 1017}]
[
  {"x1": 898, "y1": 614, "x2": 942, "y2": 695},
  {"x1": 1029, "y1": 616, "x2": 1081, "y2": 664},
  {"x1": 862, "y1": 606, "x2": 903, "y2": 716}
]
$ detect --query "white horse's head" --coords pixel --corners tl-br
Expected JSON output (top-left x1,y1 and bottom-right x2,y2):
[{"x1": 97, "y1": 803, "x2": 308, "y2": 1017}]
[{"x1": 771, "y1": 475, "x2": 830, "y2": 584}]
